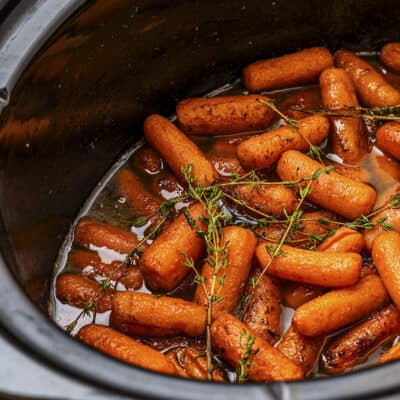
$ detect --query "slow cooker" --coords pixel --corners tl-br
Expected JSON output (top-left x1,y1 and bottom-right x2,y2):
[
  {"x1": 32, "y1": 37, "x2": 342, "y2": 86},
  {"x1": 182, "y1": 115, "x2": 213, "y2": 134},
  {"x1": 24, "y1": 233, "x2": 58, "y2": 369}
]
[{"x1": 1, "y1": 1, "x2": 400, "y2": 399}]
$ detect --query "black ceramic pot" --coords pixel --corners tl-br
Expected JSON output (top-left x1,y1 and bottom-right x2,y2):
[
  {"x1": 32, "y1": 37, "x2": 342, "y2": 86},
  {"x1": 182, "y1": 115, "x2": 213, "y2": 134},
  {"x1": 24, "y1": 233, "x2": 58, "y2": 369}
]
[{"x1": 0, "y1": 1, "x2": 400, "y2": 399}]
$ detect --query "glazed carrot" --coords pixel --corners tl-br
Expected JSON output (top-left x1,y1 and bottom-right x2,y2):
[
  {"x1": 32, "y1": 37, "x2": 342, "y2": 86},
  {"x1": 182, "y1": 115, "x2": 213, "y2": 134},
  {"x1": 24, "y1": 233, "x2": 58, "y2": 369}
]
[
  {"x1": 152, "y1": 171, "x2": 186, "y2": 200},
  {"x1": 259, "y1": 216, "x2": 352, "y2": 309},
  {"x1": 277, "y1": 326, "x2": 324, "y2": 375},
  {"x1": 279, "y1": 230, "x2": 363, "y2": 366},
  {"x1": 133, "y1": 145, "x2": 163, "y2": 175},
  {"x1": 176, "y1": 95, "x2": 275, "y2": 135},
  {"x1": 210, "y1": 137, "x2": 239, "y2": 155},
  {"x1": 243, "y1": 47, "x2": 333, "y2": 92},
  {"x1": 327, "y1": 161, "x2": 370, "y2": 183},
  {"x1": 111, "y1": 291, "x2": 206, "y2": 337},
  {"x1": 68, "y1": 249, "x2": 143, "y2": 290},
  {"x1": 372, "y1": 231, "x2": 400, "y2": 310},
  {"x1": 377, "y1": 341, "x2": 400, "y2": 364},
  {"x1": 375, "y1": 153, "x2": 400, "y2": 181},
  {"x1": 335, "y1": 50, "x2": 400, "y2": 107},
  {"x1": 77, "y1": 324, "x2": 176, "y2": 374},
  {"x1": 365, "y1": 207, "x2": 400, "y2": 251},
  {"x1": 115, "y1": 169, "x2": 161, "y2": 215},
  {"x1": 211, "y1": 314, "x2": 304, "y2": 381},
  {"x1": 74, "y1": 218, "x2": 140, "y2": 254},
  {"x1": 242, "y1": 273, "x2": 281, "y2": 345},
  {"x1": 166, "y1": 347, "x2": 225, "y2": 381},
  {"x1": 237, "y1": 115, "x2": 329, "y2": 170},
  {"x1": 255, "y1": 241, "x2": 361, "y2": 287},
  {"x1": 277, "y1": 150, "x2": 376, "y2": 220},
  {"x1": 209, "y1": 152, "x2": 246, "y2": 177},
  {"x1": 283, "y1": 282, "x2": 325, "y2": 310},
  {"x1": 293, "y1": 274, "x2": 389, "y2": 337},
  {"x1": 300, "y1": 211, "x2": 338, "y2": 243},
  {"x1": 322, "y1": 304, "x2": 400, "y2": 374},
  {"x1": 194, "y1": 226, "x2": 256, "y2": 320},
  {"x1": 255, "y1": 210, "x2": 336, "y2": 248},
  {"x1": 144, "y1": 114, "x2": 215, "y2": 186},
  {"x1": 56, "y1": 273, "x2": 113, "y2": 312},
  {"x1": 140, "y1": 202, "x2": 206, "y2": 291},
  {"x1": 235, "y1": 184, "x2": 297, "y2": 216},
  {"x1": 282, "y1": 229, "x2": 363, "y2": 307},
  {"x1": 280, "y1": 87, "x2": 322, "y2": 120},
  {"x1": 317, "y1": 227, "x2": 364, "y2": 253},
  {"x1": 320, "y1": 68, "x2": 367, "y2": 162},
  {"x1": 380, "y1": 42, "x2": 400, "y2": 73},
  {"x1": 376, "y1": 122, "x2": 400, "y2": 161},
  {"x1": 207, "y1": 142, "x2": 246, "y2": 177}
]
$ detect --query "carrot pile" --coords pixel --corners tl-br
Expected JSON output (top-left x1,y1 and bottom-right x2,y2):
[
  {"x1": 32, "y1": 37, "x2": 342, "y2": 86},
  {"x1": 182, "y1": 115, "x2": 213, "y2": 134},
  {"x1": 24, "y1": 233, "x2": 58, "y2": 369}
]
[{"x1": 55, "y1": 44, "x2": 400, "y2": 382}]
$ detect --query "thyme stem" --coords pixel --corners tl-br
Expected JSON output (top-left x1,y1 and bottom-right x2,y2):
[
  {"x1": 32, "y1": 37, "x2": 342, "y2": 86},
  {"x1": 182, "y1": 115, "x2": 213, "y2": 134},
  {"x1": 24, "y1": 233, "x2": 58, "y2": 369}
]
[{"x1": 289, "y1": 105, "x2": 400, "y2": 122}]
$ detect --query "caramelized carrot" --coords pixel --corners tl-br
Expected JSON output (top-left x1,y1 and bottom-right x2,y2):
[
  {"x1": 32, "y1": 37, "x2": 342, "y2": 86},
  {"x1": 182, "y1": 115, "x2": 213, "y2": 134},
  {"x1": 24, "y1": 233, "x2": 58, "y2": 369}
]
[
  {"x1": 335, "y1": 50, "x2": 400, "y2": 107},
  {"x1": 317, "y1": 227, "x2": 364, "y2": 253},
  {"x1": 144, "y1": 114, "x2": 215, "y2": 186},
  {"x1": 115, "y1": 169, "x2": 161, "y2": 215},
  {"x1": 56, "y1": 273, "x2": 113, "y2": 312},
  {"x1": 243, "y1": 273, "x2": 281, "y2": 344},
  {"x1": 235, "y1": 184, "x2": 297, "y2": 216},
  {"x1": 322, "y1": 304, "x2": 400, "y2": 374},
  {"x1": 255, "y1": 241, "x2": 361, "y2": 287},
  {"x1": 328, "y1": 162, "x2": 370, "y2": 183},
  {"x1": 140, "y1": 202, "x2": 206, "y2": 291},
  {"x1": 132, "y1": 145, "x2": 163, "y2": 175},
  {"x1": 111, "y1": 291, "x2": 206, "y2": 337},
  {"x1": 77, "y1": 324, "x2": 176, "y2": 374},
  {"x1": 277, "y1": 150, "x2": 376, "y2": 220},
  {"x1": 243, "y1": 47, "x2": 333, "y2": 91},
  {"x1": 255, "y1": 210, "x2": 336, "y2": 248},
  {"x1": 280, "y1": 87, "x2": 322, "y2": 120},
  {"x1": 194, "y1": 226, "x2": 256, "y2": 320},
  {"x1": 320, "y1": 67, "x2": 367, "y2": 162},
  {"x1": 278, "y1": 326, "x2": 324, "y2": 375},
  {"x1": 380, "y1": 42, "x2": 400, "y2": 73},
  {"x1": 375, "y1": 153, "x2": 400, "y2": 181},
  {"x1": 68, "y1": 249, "x2": 143, "y2": 290},
  {"x1": 365, "y1": 207, "x2": 400, "y2": 251},
  {"x1": 372, "y1": 231, "x2": 400, "y2": 310},
  {"x1": 211, "y1": 314, "x2": 304, "y2": 381},
  {"x1": 293, "y1": 274, "x2": 389, "y2": 337},
  {"x1": 152, "y1": 171, "x2": 186, "y2": 200},
  {"x1": 74, "y1": 218, "x2": 140, "y2": 254},
  {"x1": 166, "y1": 347, "x2": 225, "y2": 381},
  {"x1": 209, "y1": 152, "x2": 246, "y2": 177},
  {"x1": 279, "y1": 230, "x2": 363, "y2": 371},
  {"x1": 237, "y1": 115, "x2": 329, "y2": 170},
  {"x1": 376, "y1": 122, "x2": 400, "y2": 161},
  {"x1": 283, "y1": 282, "x2": 325, "y2": 310},
  {"x1": 176, "y1": 95, "x2": 275, "y2": 135}
]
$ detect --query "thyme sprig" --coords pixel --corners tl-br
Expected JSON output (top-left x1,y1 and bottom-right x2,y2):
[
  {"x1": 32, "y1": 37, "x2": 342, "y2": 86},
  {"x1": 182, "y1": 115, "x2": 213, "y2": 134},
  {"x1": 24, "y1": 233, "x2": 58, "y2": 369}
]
[
  {"x1": 180, "y1": 164, "x2": 231, "y2": 381},
  {"x1": 237, "y1": 330, "x2": 257, "y2": 383},
  {"x1": 289, "y1": 105, "x2": 400, "y2": 122}
]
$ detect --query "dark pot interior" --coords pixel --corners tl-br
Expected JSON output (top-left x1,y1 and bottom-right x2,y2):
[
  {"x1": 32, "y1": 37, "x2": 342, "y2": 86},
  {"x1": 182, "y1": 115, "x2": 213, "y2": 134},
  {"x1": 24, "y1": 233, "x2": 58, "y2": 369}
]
[{"x1": 1, "y1": 0, "x2": 400, "y2": 399}]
